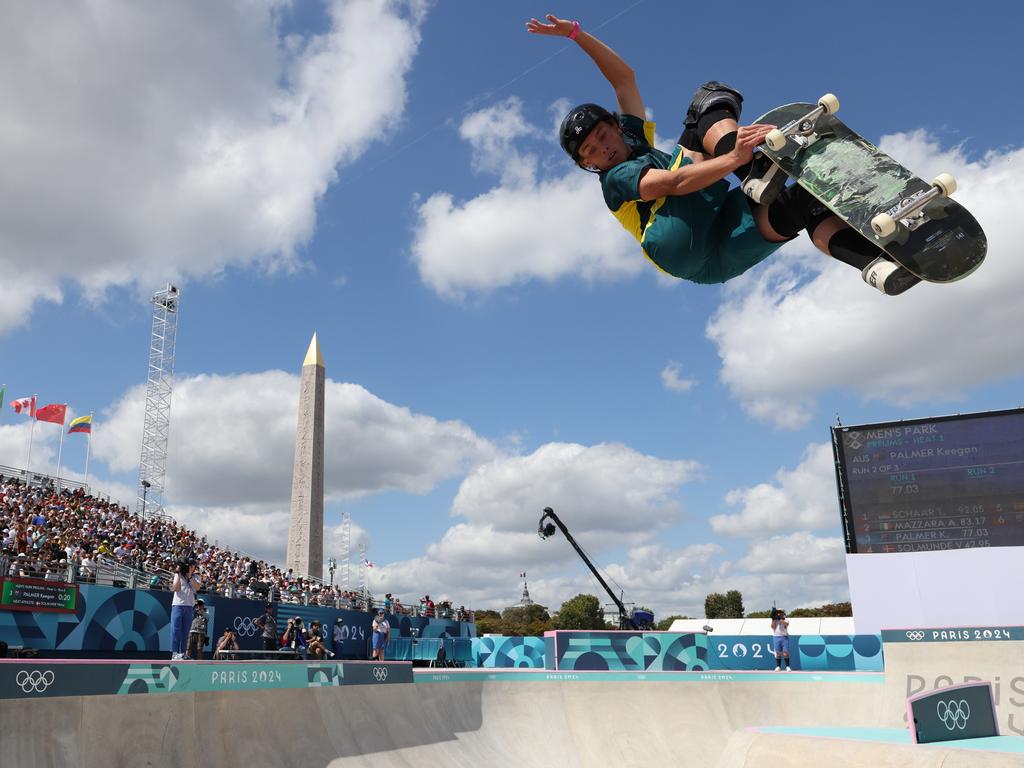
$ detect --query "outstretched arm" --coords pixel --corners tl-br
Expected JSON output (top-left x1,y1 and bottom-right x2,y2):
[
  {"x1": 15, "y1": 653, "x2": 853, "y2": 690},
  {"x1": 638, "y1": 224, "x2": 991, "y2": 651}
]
[
  {"x1": 638, "y1": 123, "x2": 775, "y2": 199},
  {"x1": 526, "y1": 14, "x2": 643, "y2": 117}
]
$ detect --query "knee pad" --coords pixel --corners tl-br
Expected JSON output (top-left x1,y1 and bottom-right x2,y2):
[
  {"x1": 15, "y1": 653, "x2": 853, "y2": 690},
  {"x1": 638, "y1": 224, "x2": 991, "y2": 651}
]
[{"x1": 679, "y1": 81, "x2": 744, "y2": 152}]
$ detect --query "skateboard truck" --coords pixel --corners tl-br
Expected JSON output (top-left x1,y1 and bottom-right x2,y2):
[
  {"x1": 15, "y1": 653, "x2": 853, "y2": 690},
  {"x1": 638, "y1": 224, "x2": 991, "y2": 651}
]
[
  {"x1": 765, "y1": 93, "x2": 840, "y2": 152},
  {"x1": 870, "y1": 173, "x2": 957, "y2": 237}
]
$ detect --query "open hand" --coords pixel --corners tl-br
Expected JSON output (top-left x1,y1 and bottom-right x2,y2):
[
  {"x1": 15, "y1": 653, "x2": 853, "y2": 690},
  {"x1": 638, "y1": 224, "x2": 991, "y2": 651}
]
[
  {"x1": 731, "y1": 124, "x2": 776, "y2": 164},
  {"x1": 526, "y1": 14, "x2": 574, "y2": 37}
]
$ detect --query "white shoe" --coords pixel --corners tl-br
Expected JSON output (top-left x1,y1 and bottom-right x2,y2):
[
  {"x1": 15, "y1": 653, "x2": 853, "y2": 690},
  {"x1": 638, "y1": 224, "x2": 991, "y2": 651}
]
[
  {"x1": 774, "y1": 665, "x2": 781, "y2": 671},
  {"x1": 741, "y1": 153, "x2": 788, "y2": 204},
  {"x1": 171, "y1": 653, "x2": 182, "y2": 660},
  {"x1": 786, "y1": 667, "x2": 792, "y2": 672},
  {"x1": 861, "y1": 257, "x2": 921, "y2": 296}
]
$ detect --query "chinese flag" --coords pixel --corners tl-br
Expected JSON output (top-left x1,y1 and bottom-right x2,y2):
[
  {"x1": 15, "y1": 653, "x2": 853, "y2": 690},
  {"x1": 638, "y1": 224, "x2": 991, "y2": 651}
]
[{"x1": 35, "y1": 403, "x2": 68, "y2": 425}]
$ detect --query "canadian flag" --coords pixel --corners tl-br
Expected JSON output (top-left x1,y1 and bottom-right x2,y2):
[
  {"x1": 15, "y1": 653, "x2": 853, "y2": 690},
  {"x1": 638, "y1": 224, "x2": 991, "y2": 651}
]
[{"x1": 10, "y1": 396, "x2": 36, "y2": 416}]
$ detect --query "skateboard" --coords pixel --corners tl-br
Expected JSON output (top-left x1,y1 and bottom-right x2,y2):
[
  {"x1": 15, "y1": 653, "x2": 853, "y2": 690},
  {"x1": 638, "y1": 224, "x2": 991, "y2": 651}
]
[{"x1": 753, "y1": 96, "x2": 986, "y2": 283}]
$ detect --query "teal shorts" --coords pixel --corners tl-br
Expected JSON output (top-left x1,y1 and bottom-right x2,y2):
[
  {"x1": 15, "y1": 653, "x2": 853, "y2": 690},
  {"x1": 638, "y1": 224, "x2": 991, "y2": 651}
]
[{"x1": 687, "y1": 188, "x2": 784, "y2": 284}]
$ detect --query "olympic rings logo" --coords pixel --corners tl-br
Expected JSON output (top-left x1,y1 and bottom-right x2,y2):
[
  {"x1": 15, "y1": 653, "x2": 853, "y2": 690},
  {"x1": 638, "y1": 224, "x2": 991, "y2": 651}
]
[
  {"x1": 372, "y1": 667, "x2": 388, "y2": 682},
  {"x1": 234, "y1": 617, "x2": 259, "y2": 637},
  {"x1": 905, "y1": 631, "x2": 925, "y2": 641},
  {"x1": 16, "y1": 670, "x2": 55, "y2": 694},
  {"x1": 936, "y1": 699, "x2": 971, "y2": 730}
]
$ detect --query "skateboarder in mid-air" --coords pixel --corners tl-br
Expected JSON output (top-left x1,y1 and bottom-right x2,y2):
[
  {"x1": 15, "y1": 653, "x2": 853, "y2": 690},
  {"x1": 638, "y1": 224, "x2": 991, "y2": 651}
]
[{"x1": 526, "y1": 14, "x2": 920, "y2": 295}]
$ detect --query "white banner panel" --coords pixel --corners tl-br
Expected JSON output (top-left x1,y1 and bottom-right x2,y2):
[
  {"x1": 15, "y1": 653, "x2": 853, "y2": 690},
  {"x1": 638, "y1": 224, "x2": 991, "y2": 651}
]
[{"x1": 846, "y1": 547, "x2": 1024, "y2": 634}]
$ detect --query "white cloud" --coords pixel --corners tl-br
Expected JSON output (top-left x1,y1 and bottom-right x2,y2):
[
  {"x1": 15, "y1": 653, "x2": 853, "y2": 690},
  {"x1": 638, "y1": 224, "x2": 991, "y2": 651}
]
[
  {"x1": 367, "y1": 441, "x2": 703, "y2": 607},
  {"x1": 708, "y1": 133, "x2": 1024, "y2": 428},
  {"x1": 738, "y1": 532, "x2": 846, "y2": 575},
  {"x1": 411, "y1": 100, "x2": 643, "y2": 298},
  {"x1": 450, "y1": 442, "x2": 701, "y2": 534},
  {"x1": 167, "y1": 502, "x2": 370, "y2": 582},
  {"x1": 92, "y1": 370, "x2": 496, "y2": 507},
  {"x1": 0, "y1": 415, "x2": 136, "y2": 506},
  {"x1": 0, "y1": 0, "x2": 427, "y2": 333},
  {"x1": 710, "y1": 442, "x2": 838, "y2": 537},
  {"x1": 459, "y1": 97, "x2": 541, "y2": 187},
  {"x1": 661, "y1": 361, "x2": 697, "y2": 392},
  {"x1": 340, "y1": 441, "x2": 855, "y2": 616}
]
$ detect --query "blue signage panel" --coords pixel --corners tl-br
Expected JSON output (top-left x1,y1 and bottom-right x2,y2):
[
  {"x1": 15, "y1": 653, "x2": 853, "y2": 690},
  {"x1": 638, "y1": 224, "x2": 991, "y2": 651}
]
[{"x1": 882, "y1": 627, "x2": 1024, "y2": 643}]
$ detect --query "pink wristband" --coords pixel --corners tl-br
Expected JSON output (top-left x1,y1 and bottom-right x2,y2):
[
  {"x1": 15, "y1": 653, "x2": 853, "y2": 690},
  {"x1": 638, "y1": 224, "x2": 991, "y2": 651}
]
[{"x1": 568, "y1": 20, "x2": 580, "y2": 40}]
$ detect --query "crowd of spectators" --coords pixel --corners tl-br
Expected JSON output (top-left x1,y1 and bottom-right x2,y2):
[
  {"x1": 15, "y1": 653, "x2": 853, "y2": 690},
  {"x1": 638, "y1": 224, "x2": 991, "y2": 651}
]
[{"x1": 0, "y1": 474, "x2": 472, "y2": 622}]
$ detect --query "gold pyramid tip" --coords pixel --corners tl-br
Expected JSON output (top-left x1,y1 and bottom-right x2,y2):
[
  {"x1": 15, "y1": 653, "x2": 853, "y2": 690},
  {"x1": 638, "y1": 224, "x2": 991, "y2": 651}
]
[{"x1": 303, "y1": 333, "x2": 324, "y2": 368}]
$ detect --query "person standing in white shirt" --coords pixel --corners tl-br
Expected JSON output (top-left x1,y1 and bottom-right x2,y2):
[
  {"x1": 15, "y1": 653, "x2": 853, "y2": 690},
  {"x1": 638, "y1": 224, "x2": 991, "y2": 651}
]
[
  {"x1": 771, "y1": 608, "x2": 791, "y2": 671},
  {"x1": 371, "y1": 610, "x2": 390, "y2": 661},
  {"x1": 171, "y1": 561, "x2": 201, "y2": 660}
]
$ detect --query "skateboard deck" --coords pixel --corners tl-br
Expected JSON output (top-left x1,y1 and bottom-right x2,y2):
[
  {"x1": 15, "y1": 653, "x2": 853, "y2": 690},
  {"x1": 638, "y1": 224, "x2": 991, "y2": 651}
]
[{"x1": 754, "y1": 101, "x2": 986, "y2": 283}]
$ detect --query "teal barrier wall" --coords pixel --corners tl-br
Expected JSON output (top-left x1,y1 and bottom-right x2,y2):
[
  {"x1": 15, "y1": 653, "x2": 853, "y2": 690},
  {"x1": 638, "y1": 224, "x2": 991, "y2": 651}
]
[
  {"x1": 544, "y1": 631, "x2": 709, "y2": 671},
  {"x1": 0, "y1": 660, "x2": 413, "y2": 700},
  {"x1": 387, "y1": 632, "x2": 883, "y2": 671},
  {"x1": 0, "y1": 583, "x2": 475, "y2": 657},
  {"x1": 707, "y1": 634, "x2": 883, "y2": 671}
]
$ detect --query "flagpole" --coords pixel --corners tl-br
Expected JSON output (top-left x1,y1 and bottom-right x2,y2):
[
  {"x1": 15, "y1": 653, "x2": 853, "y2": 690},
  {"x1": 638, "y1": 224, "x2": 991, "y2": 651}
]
[
  {"x1": 55, "y1": 403, "x2": 67, "y2": 491},
  {"x1": 26, "y1": 395, "x2": 37, "y2": 474},
  {"x1": 83, "y1": 412, "x2": 94, "y2": 487}
]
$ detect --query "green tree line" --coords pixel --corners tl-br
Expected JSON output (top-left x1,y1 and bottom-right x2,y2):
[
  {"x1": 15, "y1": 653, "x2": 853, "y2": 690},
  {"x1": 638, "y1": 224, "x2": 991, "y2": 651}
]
[{"x1": 470, "y1": 591, "x2": 852, "y2": 635}]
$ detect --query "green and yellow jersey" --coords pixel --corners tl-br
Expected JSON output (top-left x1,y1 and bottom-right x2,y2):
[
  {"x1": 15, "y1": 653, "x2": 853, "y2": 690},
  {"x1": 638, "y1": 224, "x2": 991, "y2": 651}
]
[{"x1": 599, "y1": 114, "x2": 779, "y2": 284}]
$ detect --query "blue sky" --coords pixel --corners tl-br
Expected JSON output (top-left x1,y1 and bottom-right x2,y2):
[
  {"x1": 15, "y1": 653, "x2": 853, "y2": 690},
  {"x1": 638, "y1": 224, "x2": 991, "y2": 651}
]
[{"x1": 1, "y1": 0, "x2": 1022, "y2": 618}]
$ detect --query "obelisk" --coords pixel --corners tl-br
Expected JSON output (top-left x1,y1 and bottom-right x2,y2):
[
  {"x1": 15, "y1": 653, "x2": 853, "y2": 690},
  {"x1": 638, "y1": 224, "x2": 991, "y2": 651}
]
[{"x1": 286, "y1": 333, "x2": 325, "y2": 579}]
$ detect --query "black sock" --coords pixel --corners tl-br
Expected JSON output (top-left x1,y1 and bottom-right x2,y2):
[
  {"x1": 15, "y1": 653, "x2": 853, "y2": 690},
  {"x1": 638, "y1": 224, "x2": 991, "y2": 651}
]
[{"x1": 826, "y1": 228, "x2": 885, "y2": 270}]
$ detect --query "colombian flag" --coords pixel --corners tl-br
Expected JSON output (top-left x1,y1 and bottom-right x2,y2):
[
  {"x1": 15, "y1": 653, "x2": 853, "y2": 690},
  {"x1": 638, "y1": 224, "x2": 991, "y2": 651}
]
[{"x1": 68, "y1": 414, "x2": 92, "y2": 435}]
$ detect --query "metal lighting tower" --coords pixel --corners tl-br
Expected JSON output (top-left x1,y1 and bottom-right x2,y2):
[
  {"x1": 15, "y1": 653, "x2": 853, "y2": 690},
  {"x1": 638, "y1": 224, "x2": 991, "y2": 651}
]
[
  {"x1": 358, "y1": 543, "x2": 367, "y2": 599},
  {"x1": 339, "y1": 511, "x2": 352, "y2": 590},
  {"x1": 137, "y1": 284, "x2": 180, "y2": 521}
]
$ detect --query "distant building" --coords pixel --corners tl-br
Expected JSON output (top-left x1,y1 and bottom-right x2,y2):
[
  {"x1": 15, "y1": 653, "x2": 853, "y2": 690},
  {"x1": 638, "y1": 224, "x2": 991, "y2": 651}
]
[{"x1": 506, "y1": 573, "x2": 546, "y2": 613}]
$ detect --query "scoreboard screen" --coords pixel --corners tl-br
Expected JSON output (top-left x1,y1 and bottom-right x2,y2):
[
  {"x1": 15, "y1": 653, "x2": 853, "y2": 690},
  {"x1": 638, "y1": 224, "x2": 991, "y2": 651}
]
[{"x1": 832, "y1": 408, "x2": 1024, "y2": 554}]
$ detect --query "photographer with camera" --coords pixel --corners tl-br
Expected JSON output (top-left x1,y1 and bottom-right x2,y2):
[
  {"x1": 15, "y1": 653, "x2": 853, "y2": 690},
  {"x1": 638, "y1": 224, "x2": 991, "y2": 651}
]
[
  {"x1": 170, "y1": 560, "x2": 201, "y2": 660},
  {"x1": 770, "y1": 607, "x2": 791, "y2": 672},
  {"x1": 258, "y1": 602, "x2": 282, "y2": 663},
  {"x1": 187, "y1": 598, "x2": 209, "y2": 660},
  {"x1": 332, "y1": 617, "x2": 346, "y2": 659},
  {"x1": 281, "y1": 615, "x2": 308, "y2": 659},
  {"x1": 306, "y1": 620, "x2": 333, "y2": 660},
  {"x1": 214, "y1": 627, "x2": 240, "y2": 660},
  {"x1": 254, "y1": 602, "x2": 278, "y2": 659}
]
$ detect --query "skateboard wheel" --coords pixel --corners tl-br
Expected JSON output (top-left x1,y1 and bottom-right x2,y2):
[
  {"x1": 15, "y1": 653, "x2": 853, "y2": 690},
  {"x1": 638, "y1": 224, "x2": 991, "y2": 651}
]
[
  {"x1": 932, "y1": 173, "x2": 957, "y2": 196},
  {"x1": 766, "y1": 129, "x2": 787, "y2": 152},
  {"x1": 817, "y1": 93, "x2": 840, "y2": 115},
  {"x1": 871, "y1": 213, "x2": 897, "y2": 238}
]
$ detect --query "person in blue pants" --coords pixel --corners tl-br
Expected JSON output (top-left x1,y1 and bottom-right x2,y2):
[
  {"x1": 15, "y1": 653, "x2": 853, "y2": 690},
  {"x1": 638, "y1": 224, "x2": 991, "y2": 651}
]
[{"x1": 170, "y1": 561, "x2": 202, "y2": 660}]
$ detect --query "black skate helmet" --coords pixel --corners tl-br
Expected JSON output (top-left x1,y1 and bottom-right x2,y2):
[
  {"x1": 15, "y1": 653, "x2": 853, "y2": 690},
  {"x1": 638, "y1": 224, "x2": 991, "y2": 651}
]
[{"x1": 559, "y1": 103, "x2": 614, "y2": 164}]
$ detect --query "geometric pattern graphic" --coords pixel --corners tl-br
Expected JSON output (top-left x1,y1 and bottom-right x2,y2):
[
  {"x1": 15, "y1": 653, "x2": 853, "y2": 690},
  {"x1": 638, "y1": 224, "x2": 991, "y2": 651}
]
[
  {"x1": 796, "y1": 634, "x2": 883, "y2": 672},
  {"x1": 545, "y1": 631, "x2": 709, "y2": 671},
  {"x1": 88, "y1": 590, "x2": 170, "y2": 651},
  {"x1": 306, "y1": 664, "x2": 343, "y2": 688},
  {"x1": 646, "y1": 633, "x2": 709, "y2": 671},
  {"x1": 117, "y1": 664, "x2": 180, "y2": 695},
  {"x1": 473, "y1": 636, "x2": 546, "y2": 668}
]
